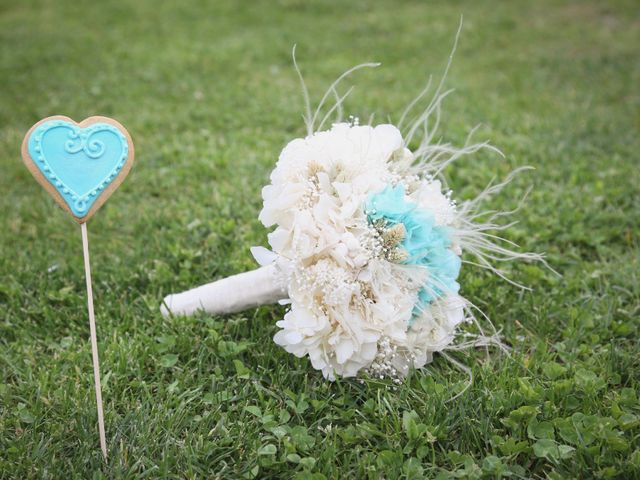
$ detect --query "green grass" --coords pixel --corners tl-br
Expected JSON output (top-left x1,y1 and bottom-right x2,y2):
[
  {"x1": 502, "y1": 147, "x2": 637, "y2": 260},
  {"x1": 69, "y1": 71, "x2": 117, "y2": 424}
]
[{"x1": 1, "y1": 0, "x2": 639, "y2": 478}]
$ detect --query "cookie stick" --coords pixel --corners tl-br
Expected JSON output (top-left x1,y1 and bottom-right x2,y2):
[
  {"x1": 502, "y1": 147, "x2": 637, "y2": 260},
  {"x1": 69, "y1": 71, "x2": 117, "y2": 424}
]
[{"x1": 81, "y1": 222, "x2": 107, "y2": 460}]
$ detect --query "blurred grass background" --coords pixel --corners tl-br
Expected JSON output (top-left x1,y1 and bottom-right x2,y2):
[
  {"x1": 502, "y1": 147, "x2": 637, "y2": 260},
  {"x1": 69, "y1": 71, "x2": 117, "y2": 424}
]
[{"x1": 0, "y1": 0, "x2": 638, "y2": 478}]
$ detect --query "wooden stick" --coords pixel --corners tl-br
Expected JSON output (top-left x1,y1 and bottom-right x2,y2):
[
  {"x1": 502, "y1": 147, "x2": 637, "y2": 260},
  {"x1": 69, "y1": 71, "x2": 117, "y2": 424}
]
[{"x1": 81, "y1": 222, "x2": 108, "y2": 461}]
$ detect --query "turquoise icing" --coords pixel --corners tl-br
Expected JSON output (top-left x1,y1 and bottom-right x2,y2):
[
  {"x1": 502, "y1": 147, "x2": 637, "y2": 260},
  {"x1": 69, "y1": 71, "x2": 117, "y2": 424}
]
[
  {"x1": 27, "y1": 120, "x2": 129, "y2": 218},
  {"x1": 365, "y1": 184, "x2": 461, "y2": 320}
]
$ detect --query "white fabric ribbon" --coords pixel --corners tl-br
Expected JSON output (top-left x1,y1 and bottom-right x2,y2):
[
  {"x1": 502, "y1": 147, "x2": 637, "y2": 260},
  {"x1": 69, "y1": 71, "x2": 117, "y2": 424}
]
[{"x1": 160, "y1": 248, "x2": 287, "y2": 317}]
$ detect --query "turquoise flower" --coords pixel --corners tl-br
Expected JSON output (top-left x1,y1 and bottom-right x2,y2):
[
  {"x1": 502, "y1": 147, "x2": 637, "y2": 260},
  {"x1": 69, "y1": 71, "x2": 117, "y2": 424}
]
[{"x1": 365, "y1": 185, "x2": 461, "y2": 318}]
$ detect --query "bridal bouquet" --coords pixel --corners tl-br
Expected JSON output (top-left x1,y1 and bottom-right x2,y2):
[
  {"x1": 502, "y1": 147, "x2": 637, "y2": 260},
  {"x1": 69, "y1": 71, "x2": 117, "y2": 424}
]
[{"x1": 162, "y1": 52, "x2": 543, "y2": 381}]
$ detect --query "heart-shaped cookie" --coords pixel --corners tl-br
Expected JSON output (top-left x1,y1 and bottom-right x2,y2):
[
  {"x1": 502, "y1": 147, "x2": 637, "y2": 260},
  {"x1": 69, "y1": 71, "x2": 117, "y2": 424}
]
[{"x1": 21, "y1": 116, "x2": 134, "y2": 223}]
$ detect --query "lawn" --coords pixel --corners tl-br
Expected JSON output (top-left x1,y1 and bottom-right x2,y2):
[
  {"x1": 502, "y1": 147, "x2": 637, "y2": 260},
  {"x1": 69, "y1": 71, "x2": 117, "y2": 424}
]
[{"x1": 1, "y1": 0, "x2": 639, "y2": 478}]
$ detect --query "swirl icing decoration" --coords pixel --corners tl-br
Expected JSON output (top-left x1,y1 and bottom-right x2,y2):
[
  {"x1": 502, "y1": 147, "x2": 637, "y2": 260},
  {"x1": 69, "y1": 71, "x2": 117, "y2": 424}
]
[{"x1": 21, "y1": 116, "x2": 134, "y2": 223}]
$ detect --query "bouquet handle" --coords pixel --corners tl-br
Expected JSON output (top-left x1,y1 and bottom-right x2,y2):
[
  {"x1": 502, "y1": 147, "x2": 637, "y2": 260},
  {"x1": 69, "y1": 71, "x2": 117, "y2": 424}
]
[{"x1": 160, "y1": 264, "x2": 287, "y2": 317}]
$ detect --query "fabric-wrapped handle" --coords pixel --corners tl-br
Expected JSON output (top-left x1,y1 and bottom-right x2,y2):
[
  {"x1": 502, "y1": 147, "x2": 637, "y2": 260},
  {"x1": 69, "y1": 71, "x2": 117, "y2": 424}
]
[{"x1": 160, "y1": 264, "x2": 287, "y2": 317}]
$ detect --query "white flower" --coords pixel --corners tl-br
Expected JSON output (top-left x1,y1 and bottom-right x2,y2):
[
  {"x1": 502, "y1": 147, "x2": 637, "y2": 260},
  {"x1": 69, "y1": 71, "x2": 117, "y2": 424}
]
[
  {"x1": 394, "y1": 293, "x2": 467, "y2": 372},
  {"x1": 409, "y1": 179, "x2": 456, "y2": 227}
]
